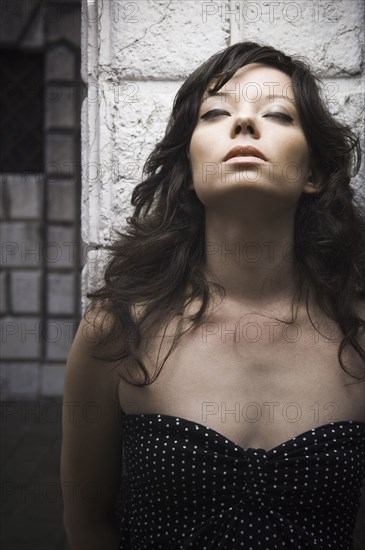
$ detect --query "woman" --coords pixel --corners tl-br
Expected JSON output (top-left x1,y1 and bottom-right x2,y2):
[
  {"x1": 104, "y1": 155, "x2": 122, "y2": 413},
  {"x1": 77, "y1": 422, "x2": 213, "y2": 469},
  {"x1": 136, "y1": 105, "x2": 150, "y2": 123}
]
[{"x1": 61, "y1": 42, "x2": 365, "y2": 549}]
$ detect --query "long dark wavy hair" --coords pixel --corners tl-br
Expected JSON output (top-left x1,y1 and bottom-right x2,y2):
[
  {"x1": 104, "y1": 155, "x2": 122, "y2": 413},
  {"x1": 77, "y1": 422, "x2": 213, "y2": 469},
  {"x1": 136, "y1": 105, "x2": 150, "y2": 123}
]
[{"x1": 85, "y1": 41, "x2": 365, "y2": 385}]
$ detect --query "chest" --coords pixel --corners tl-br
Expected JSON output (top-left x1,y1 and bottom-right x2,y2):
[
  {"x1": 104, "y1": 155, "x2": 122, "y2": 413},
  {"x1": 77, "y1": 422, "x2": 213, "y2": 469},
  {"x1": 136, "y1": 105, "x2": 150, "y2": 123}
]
[{"x1": 118, "y1": 309, "x2": 365, "y2": 450}]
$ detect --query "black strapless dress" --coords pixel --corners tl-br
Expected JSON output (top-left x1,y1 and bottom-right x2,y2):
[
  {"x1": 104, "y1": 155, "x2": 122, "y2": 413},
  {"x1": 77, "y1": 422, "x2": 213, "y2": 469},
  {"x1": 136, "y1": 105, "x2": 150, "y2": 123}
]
[{"x1": 114, "y1": 414, "x2": 365, "y2": 549}]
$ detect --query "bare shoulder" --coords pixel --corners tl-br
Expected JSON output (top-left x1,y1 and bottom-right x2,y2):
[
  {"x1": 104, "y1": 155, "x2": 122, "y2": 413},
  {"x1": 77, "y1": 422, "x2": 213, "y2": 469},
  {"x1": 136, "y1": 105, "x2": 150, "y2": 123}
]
[
  {"x1": 69, "y1": 303, "x2": 123, "y2": 381},
  {"x1": 61, "y1": 302, "x2": 125, "y2": 527}
]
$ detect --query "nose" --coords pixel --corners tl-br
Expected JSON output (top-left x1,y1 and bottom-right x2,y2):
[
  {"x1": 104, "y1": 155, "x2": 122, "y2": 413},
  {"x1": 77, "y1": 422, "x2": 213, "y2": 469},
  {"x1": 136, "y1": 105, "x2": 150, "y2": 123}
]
[{"x1": 232, "y1": 115, "x2": 258, "y2": 138}]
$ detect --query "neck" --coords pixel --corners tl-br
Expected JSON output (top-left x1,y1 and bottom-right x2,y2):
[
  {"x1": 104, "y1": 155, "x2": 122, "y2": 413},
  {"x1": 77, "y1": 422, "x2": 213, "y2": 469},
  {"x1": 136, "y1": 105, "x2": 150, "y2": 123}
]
[{"x1": 203, "y1": 208, "x2": 301, "y2": 310}]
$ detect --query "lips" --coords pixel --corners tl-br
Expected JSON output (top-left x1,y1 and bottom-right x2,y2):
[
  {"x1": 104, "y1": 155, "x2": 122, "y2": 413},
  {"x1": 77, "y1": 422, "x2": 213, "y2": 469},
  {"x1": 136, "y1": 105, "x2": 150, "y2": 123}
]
[{"x1": 223, "y1": 145, "x2": 268, "y2": 163}]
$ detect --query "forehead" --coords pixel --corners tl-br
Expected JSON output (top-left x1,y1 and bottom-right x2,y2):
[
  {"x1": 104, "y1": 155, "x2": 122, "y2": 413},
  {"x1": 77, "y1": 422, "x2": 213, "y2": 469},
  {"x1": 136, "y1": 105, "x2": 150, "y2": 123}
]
[{"x1": 203, "y1": 62, "x2": 295, "y2": 103}]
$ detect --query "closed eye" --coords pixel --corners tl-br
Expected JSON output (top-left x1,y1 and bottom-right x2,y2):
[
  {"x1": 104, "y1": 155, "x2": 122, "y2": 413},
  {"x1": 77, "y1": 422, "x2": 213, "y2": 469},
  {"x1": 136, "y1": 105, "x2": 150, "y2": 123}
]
[
  {"x1": 263, "y1": 112, "x2": 294, "y2": 123},
  {"x1": 200, "y1": 109, "x2": 231, "y2": 120}
]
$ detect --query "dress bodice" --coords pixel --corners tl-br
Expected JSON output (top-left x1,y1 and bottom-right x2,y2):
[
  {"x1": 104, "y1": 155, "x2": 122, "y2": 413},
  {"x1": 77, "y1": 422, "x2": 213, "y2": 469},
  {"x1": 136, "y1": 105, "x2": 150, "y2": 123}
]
[{"x1": 115, "y1": 414, "x2": 365, "y2": 549}]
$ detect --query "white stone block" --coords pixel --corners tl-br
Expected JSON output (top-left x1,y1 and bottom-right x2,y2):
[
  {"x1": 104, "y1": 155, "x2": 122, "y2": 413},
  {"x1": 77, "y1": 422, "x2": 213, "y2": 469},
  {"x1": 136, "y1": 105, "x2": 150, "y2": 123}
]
[
  {"x1": 81, "y1": 76, "x2": 115, "y2": 245},
  {"x1": 322, "y1": 76, "x2": 364, "y2": 128},
  {"x1": 234, "y1": 0, "x2": 364, "y2": 76},
  {"x1": 88, "y1": 0, "x2": 230, "y2": 79},
  {"x1": 81, "y1": 0, "x2": 98, "y2": 82},
  {"x1": 82, "y1": 80, "x2": 182, "y2": 244},
  {"x1": 320, "y1": 76, "x2": 364, "y2": 194},
  {"x1": 111, "y1": 0, "x2": 230, "y2": 79},
  {"x1": 80, "y1": 248, "x2": 110, "y2": 314},
  {"x1": 110, "y1": 81, "x2": 183, "y2": 230}
]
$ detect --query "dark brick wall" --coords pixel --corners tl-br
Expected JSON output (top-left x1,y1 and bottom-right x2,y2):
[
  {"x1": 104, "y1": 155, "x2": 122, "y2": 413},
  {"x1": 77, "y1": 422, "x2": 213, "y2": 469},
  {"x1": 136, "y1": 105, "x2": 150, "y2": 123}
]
[{"x1": 0, "y1": 0, "x2": 84, "y2": 399}]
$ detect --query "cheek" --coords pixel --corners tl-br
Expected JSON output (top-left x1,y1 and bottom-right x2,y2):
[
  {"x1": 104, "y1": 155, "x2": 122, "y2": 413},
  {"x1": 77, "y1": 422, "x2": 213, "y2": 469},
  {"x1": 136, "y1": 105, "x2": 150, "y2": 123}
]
[
  {"x1": 189, "y1": 127, "x2": 218, "y2": 163},
  {"x1": 281, "y1": 136, "x2": 310, "y2": 175},
  {"x1": 189, "y1": 131, "x2": 204, "y2": 165},
  {"x1": 189, "y1": 135, "x2": 207, "y2": 182}
]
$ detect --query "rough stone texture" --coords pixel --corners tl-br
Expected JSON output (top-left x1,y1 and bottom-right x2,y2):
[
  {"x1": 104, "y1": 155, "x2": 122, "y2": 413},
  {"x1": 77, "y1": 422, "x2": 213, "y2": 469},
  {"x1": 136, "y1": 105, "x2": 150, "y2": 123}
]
[
  {"x1": 45, "y1": 44, "x2": 75, "y2": 81},
  {"x1": 45, "y1": 318, "x2": 78, "y2": 361},
  {"x1": 80, "y1": 77, "x2": 115, "y2": 245},
  {"x1": 80, "y1": 247, "x2": 109, "y2": 311},
  {"x1": 45, "y1": 84, "x2": 77, "y2": 129},
  {"x1": 10, "y1": 270, "x2": 42, "y2": 314},
  {"x1": 1, "y1": 222, "x2": 42, "y2": 268},
  {"x1": 82, "y1": 80, "x2": 182, "y2": 243},
  {"x1": 47, "y1": 273, "x2": 75, "y2": 314},
  {"x1": 47, "y1": 179, "x2": 77, "y2": 222},
  {"x1": 236, "y1": 0, "x2": 364, "y2": 76},
  {"x1": 108, "y1": 0, "x2": 230, "y2": 79},
  {"x1": 6, "y1": 174, "x2": 42, "y2": 220},
  {"x1": 0, "y1": 317, "x2": 41, "y2": 360},
  {"x1": 321, "y1": 75, "x2": 364, "y2": 198},
  {"x1": 40, "y1": 363, "x2": 65, "y2": 395}
]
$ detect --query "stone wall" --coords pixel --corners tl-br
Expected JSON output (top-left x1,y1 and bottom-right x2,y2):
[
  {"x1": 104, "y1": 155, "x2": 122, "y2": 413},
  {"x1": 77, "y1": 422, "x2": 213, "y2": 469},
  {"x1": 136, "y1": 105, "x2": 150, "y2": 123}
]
[{"x1": 0, "y1": 0, "x2": 83, "y2": 399}]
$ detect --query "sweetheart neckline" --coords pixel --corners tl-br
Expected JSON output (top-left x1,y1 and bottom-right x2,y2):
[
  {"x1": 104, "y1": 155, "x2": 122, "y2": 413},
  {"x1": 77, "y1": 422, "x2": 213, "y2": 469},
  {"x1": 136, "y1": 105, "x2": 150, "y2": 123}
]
[{"x1": 122, "y1": 412, "x2": 365, "y2": 453}]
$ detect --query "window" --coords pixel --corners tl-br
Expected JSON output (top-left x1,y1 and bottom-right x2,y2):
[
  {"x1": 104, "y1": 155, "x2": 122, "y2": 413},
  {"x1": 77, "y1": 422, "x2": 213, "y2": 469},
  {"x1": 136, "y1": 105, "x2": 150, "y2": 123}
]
[{"x1": 0, "y1": 50, "x2": 44, "y2": 172}]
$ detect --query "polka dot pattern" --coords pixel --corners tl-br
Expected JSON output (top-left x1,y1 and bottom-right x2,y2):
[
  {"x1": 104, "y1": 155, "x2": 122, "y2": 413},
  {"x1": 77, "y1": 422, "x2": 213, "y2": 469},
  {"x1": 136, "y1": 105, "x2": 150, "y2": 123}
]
[{"x1": 114, "y1": 415, "x2": 365, "y2": 549}]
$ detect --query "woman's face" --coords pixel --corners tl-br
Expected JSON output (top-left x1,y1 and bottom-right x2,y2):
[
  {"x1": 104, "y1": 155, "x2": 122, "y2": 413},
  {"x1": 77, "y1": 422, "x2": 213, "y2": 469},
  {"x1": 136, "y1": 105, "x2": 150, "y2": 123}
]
[{"x1": 188, "y1": 63, "x2": 319, "y2": 211}]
